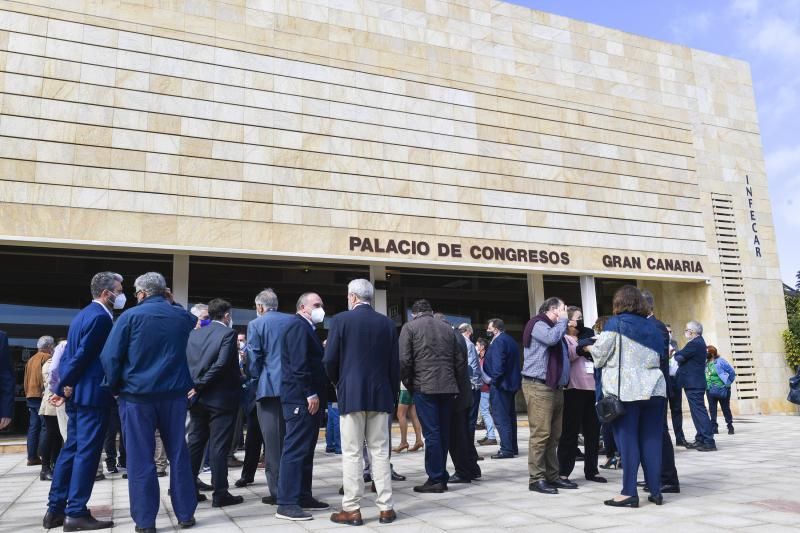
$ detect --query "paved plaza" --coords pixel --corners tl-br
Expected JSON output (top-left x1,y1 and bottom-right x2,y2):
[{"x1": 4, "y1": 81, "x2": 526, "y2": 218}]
[{"x1": 0, "y1": 415, "x2": 798, "y2": 533}]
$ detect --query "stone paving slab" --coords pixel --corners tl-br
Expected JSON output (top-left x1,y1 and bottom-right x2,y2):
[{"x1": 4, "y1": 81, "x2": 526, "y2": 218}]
[{"x1": 1, "y1": 415, "x2": 799, "y2": 532}]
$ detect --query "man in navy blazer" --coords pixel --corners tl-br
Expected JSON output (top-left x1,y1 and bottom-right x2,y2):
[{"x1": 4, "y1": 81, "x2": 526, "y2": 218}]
[
  {"x1": 325, "y1": 279, "x2": 399, "y2": 526},
  {"x1": 45, "y1": 272, "x2": 124, "y2": 532},
  {"x1": 0, "y1": 330, "x2": 13, "y2": 431},
  {"x1": 101, "y1": 272, "x2": 198, "y2": 532},
  {"x1": 247, "y1": 287, "x2": 295, "y2": 504},
  {"x1": 674, "y1": 320, "x2": 716, "y2": 451},
  {"x1": 483, "y1": 318, "x2": 521, "y2": 459},
  {"x1": 275, "y1": 292, "x2": 330, "y2": 521}
]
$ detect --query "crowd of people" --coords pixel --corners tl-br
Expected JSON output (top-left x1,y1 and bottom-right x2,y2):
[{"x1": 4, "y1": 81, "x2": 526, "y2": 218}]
[{"x1": 0, "y1": 271, "x2": 739, "y2": 531}]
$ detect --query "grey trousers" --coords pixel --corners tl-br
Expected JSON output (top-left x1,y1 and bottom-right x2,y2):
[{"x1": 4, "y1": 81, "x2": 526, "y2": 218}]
[{"x1": 256, "y1": 397, "x2": 285, "y2": 498}]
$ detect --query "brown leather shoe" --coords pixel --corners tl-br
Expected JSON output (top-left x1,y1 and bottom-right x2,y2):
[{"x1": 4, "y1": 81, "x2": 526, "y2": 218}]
[
  {"x1": 330, "y1": 509, "x2": 363, "y2": 526},
  {"x1": 379, "y1": 510, "x2": 397, "y2": 524}
]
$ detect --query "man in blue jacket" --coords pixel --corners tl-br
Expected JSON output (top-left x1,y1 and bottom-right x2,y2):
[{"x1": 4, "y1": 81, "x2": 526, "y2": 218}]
[
  {"x1": 325, "y1": 279, "x2": 400, "y2": 526},
  {"x1": 44, "y1": 271, "x2": 124, "y2": 531},
  {"x1": 0, "y1": 330, "x2": 13, "y2": 431},
  {"x1": 100, "y1": 272, "x2": 198, "y2": 533},
  {"x1": 276, "y1": 292, "x2": 330, "y2": 521},
  {"x1": 483, "y1": 318, "x2": 521, "y2": 461},
  {"x1": 674, "y1": 320, "x2": 716, "y2": 452},
  {"x1": 247, "y1": 287, "x2": 295, "y2": 505}
]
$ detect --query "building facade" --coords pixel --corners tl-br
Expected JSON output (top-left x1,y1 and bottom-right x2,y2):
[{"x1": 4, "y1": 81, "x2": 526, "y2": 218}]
[{"x1": 0, "y1": 0, "x2": 792, "y2": 419}]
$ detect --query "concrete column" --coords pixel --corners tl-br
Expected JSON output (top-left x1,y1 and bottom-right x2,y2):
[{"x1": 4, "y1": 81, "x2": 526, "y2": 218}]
[
  {"x1": 579, "y1": 275, "x2": 598, "y2": 328},
  {"x1": 369, "y1": 265, "x2": 387, "y2": 315},
  {"x1": 172, "y1": 254, "x2": 189, "y2": 309},
  {"x1": 527, "y1": 272, "x2": 544, "y2": 316}
]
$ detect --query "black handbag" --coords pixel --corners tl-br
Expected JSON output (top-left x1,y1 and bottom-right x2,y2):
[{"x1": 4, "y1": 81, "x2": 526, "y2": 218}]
[
  {"x1": 596, "y1": 323, "x2": 626, "y2": 423},
  {"x1": 788, "y1": 369, "x2": 800, "y2": 406}
]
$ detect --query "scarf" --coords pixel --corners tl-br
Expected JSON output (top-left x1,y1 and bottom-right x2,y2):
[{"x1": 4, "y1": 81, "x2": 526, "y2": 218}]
[{"x1": 523, "y1": 313, "x2": 565, "y2": 390}]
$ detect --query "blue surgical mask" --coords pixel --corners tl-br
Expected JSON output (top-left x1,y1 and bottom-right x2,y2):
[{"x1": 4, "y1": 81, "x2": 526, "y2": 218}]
[{"x1": 199, "y1": 319, "x2": 211, "y2": 328}]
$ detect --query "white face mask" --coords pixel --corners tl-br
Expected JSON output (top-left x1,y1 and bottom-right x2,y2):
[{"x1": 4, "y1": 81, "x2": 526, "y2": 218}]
[
  {"x1": 310, "y1": 307, "x2": 325, "y2": 324},
  {"x1": 111, "y1": 292, "x2": 126, "y2": 310},
  {"x1": 238, "y1": 341, "x2": 245, "y2": 350}
]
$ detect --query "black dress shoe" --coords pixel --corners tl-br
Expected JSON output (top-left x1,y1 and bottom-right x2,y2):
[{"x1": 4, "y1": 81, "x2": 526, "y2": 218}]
[
  {"x1": 684, "y1": 441, "x2": 701, "y2": 449},
  {"x1": 391, "y1": 468, "x2": 406, "y2": 481},
  {"x1": 476, "y1": 456, "x2": 484, "y2": 461},
  {"x1": 448, "y1": 474, "x2": 472, "y2": 484},
  {"x1": 134, "y1": 527, "x2": 155, "y2": 533},
  {"x1": 648, "y1": 494, "x2": 664, "y2": 505},
  {"x1": 585, "y1": 475, "x2": 607, "y2": 483},
  {"x1": 179, "y1": 517, "x2": 196, "y2": 528},
  {"x1": 63, "y1": 514, "x2": 114, "y2": 531},
  {"x1": 43, "y1": 511, "x2": 65, "y2": 529},
  {"x1": 604, "y1": 496, "x2": 639, "y2": 508},
  {"x1": 529, "y1": 480, "x2": 557, "y2": 494},
  {"x1": 196, "y1": 478, "x2": 213, "y2": 491},
  {"x1": 549, "y1": 478, "x2": 578, "y2": 489},
  {"x1": 300, "y1": 497, "x2": 330, "y2": 510},
  {"x1": 413, "y1": 482, "x2": 447, "y2": 493},
  {"x1": 40, "y1": 468, "x2": 53, "y2": 481},
  {"x1": 675, "y1": 439, "x2": 688, "y2": 447},
  {"x1": 234, "y1": 478, "x2": 253, "y2": 488},
  {"x1": 697, "y1": 444, "x2": 718, "y2": 452},
  {"x1": 262, "y1": 495, "x2": 277, "y2": 505},
  {"x1": 94, "y1": 473, "x2": 106, "y2": 482},
  {"x1": 491, "y1": 452, "x2": 514, "y2": 459},
  {"x1": 168, "y1": 489, "x2": 206, "y2": 502},
  {"x1": 660, "y1": 484, "x2": 680, "y2": 493},
  {"x1": 212, "y1": 493, "x2": 244, "y2": 507}
]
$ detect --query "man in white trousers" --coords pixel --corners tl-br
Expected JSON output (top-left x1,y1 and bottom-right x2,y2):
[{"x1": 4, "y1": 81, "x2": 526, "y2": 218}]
[{"x1": 323, "y1": 279, "x2": 400, "y2": 526}]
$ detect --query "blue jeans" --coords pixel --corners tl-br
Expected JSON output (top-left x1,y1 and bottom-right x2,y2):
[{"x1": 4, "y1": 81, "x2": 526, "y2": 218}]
[
  {"x1": 413, "y1": 393, "x2": 453, "y2": 484},
  {"x1": 326, "y1": 402, "x2": 341, "y2": 453},
  {"x1": 684, "y1": 388, "x2": 715, "y2": 447},
  {"x1": 479, "y1": 392, "x2": 495, "y2": 440},
  {"x1": 490, "y1": 388, "x2": 518, "y2": 456},
  {"x1": 27, "y1": 398, "x2": 45, "y2": 460},
  {"x1": 611, "y1": 397, "x2": 665, "y2": 499}
]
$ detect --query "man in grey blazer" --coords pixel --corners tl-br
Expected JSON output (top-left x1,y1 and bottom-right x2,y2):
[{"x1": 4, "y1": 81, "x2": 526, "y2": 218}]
[
  {"x1": 186, "y1": 298, "x2": 243, "y2": 508},
  {"x1": 247, "y1": 288, "x2": 296, "y2": 505}
]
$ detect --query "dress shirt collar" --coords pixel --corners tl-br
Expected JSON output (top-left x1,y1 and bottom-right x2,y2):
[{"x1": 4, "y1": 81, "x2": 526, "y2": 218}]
[{"x1": 92, "y1": 299, "x2": 114, "y2": 320}]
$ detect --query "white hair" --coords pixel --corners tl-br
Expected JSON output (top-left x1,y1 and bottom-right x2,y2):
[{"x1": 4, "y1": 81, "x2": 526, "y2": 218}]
[
  {"x1": 190, "y1": 303, "x2": 208, "y2": 318},
  {"x1": 347, "y1": 278, "x2": 374, "y2": 303},
  {"x1": 134, "y1": 272, "x2": 167, "y2": 296},
  {"x1": 37, "y1": 335, "x2": 55, "y2": 351},
  {"x1": 457, "y1": 323, "x2": 473, "y2": 334},
  {"x1": 686, "y1": 320, "x2": 703, "y2": 336},
  {"x1": 255, "y1": 288, "x2": 279, "y2": 310}
]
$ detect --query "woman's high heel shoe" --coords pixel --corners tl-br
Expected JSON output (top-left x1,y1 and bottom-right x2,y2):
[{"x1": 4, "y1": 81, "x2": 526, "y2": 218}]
[
  {"x1": 604, "y1": 496, "x2": 639, "y2": 508},
  {"x1": 599, "y1": 456, "x2": 619, "y2": 469},
  {"x1": 409, "y1": 442, "x2": 424, "y2": 452},
  {"x1": 392, "y1": 443, "x2": 409, "y2": 453}
]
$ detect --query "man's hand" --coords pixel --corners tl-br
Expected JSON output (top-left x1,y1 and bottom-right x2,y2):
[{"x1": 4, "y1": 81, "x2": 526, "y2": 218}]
[
  {"x1": 63, "y1": 386, "x2": 73, "y2": 398},
  {"x1": 50, "y1": 395, "x2": 65, "y2": 407},
  {"x1": 187, "y1": 388, "x2": 197, "y2": 399},
  {"x1": 307, "y1": 396, "x2": 319, "y2": 415},
  {"x1": 0, "y1": 417, "x2": 11, "y2": 430},
  {"x1": 558, "y1": 303, "x2": 568, "y2": 321},
  {"x1": 165, "y1": 288, "x2": 175, "y2": 304},
  {"x1": 568, "y1": 319, "x2": 577, "y2": 328}
]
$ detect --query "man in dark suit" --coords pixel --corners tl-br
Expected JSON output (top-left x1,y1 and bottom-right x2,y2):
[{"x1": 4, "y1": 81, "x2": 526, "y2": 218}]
[
  {"x1": 45, "y1": 272, "x2": 123, "y2": 531},
  {"x1": 186, "y1": 298, "x2": 243, "y2": 508},
  {"x1": 247, "y1": 287, "x2": 295, "y2": 504},
  {"x1": 101, "y1": 272, "x2": 198, "y2": 533},
  {"x1": 675, "y1": 321, "x2": 716, "y2": 451},
  {"x1": 0, "y1": 330, "x2": 13, "y2": 431},
  {"x1": 641, "y1": 290, "x2": 681, "y2": 494},
  {"x1": 483, "y1": 318, "x2": 521, "y2": 460},
  {"x1": 325, "y1": 279, "x2": 400, "y2": 526},
  {"x1": 276, "y1": 292, "x2": 330, "y2": 522}
]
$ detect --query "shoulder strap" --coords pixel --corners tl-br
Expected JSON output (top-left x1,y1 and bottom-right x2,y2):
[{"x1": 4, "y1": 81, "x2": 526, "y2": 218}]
[{"x1": 616, "y1": 321, "x2": 622, "y2": 397}]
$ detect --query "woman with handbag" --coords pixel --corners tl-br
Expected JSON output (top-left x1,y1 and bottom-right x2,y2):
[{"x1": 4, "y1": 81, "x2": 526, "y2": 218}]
[
  {"x1": 705, "y1": 345, "x2": 736, "y2": 435},
  {"x1": 590, "y1": 285, "x2": 667, "y2": 508}
]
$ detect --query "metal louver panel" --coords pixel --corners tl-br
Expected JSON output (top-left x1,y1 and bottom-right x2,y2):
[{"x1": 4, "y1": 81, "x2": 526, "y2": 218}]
[{"x1": 711, "y1": 193, "x2": 757, "y2": 400}]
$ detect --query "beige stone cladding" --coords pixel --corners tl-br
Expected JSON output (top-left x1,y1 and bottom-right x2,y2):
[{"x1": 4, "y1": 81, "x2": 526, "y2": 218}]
[{"x1": 0, "y1": 0, "x2": 790, "y2": 412}]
